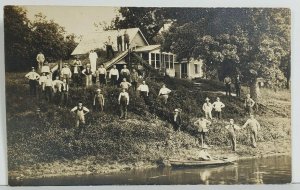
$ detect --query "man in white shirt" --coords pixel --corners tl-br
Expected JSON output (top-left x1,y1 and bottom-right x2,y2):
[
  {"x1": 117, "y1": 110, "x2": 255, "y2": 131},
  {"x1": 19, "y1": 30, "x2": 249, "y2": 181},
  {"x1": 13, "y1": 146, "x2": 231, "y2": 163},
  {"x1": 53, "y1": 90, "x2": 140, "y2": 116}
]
[
  {"x1": 225, "y1": 119, "x2": 241, "y2": 151},
  {"x1": 137, "y1": 81, "x2": 149, "y2": 103},
  {"x1": 89, "y1": 50, "x2": 98, "y2": 73},
  {"x1": 118, "y1": 88, "x2": 129, "y2": 119},
  {"x1": 120, "y1": 65, "x2": 130, "y2": 82},
  {"x1": 120, "y1": 78, "x2": 132, "y2": 90},
  {"x1": 242, "y1": 114, "x2": 261, "y2": 148},
  {"x1": 202, "y1": 97, "x2": 213, "y2": 120},
  {"x1": 224, "y1": 75, "x2": 232, "y2": 96},
  {"x1": 36, "y1": 52, "x2": 45, "y2": 70},
  {"x1": 60, "y1": 79, "x2": 69, "y2": 106},
  {"x1": 212, "y1": 97, "x2": 225, "y2": 119},
  {"x1": 194, "y1": 117, "x2": 211, "y2": 148},
  {"x1": 44, "y1": 74, "x2": 53, "y2": 102},
  {"x1": 158, "y1": 84, "x2": 171, "y2": 104},
  {"x1": 98, "y1": 64, "x2": 107, "y2": 86},
  {"x1": 109, "y1": 65, "x2": 119, "y2": 86},
  {"x1": 73, "y1": 58, "x2": 82, "y2": 87},
  {"x1": 61, "y1": 64, "x2": 72, "y2": 84},
  {"x1": 25, "y1": 67, "x2": 40, "y2": 96}
]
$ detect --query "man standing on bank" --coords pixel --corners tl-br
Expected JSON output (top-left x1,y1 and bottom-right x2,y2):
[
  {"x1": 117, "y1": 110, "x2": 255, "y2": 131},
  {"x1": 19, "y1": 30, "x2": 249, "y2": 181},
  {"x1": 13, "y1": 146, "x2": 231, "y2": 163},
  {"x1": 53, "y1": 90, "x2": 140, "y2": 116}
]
[
  {"x1": 158, "y1": 84, "x2": 172, "y2": 104},
  {"x1": 118, "y1": 88, "x2": 129, "y2": 119},
  {"x1": 235, "y1": 75, "x2": 241, "y2": 97},
  {"x1": 71, "y1": 102, "x2": 90, "y2": 138},
  {"x1": 137, "y1": 80, "x2": 149, "y2": 103},
  {"x1": 242, "y1": 114, "x2": 261, "y2": 148},
  {"x1": 131, "y1": 68, "x2": 139, "y2": 91},
  {"x1": 105, "y1": 36, "x2": 114, "y2": 59},
  {"x1": 61, "y1": 63, "x2": 72, "y2": 84},
  {"x1": 212, "y1": 97, "x2": 225, "y2": 119},
  {"x1": 123, "y1": 29, "x2": 130, "y2": 50},
  {"x1": 202, "y1": 97, "x2": 213, "y2": 120},
  {"x1": 93, "y1": 89, "x2": 105, "y2": 112},
  {"x1": 109, "y1": 65, "x2": 119, "y2": 87},
  {"x1": 173, "y1": 108, "x2": 182, "y2": 131},
  {"x1": 225, "y1": 119, "x2": 241, "y2": 151},
  {"x1": 224, "y1": 75, "x2": 232, "y2": 96},
  {"x1": 117, "y1": 29, "x2": 123, "y2": 52},
  {"x1": 244, "y1": 94, "x2": 255, "y2": 115},
  {"x1": 25, "y1": 67, "x2": 40, "y2": 97},
  {"x1": 194, "y1": 117, "x2": 212, "y2": 148},
  {"x1": 120, "y1": 65, "x2": 130, "y2": 82},
  {"x1": 98, "y1": 64, "x2": 107, "y2": 86},
  {"x1": 120, "y1": 78, "x2": 132, "y2": 90}
]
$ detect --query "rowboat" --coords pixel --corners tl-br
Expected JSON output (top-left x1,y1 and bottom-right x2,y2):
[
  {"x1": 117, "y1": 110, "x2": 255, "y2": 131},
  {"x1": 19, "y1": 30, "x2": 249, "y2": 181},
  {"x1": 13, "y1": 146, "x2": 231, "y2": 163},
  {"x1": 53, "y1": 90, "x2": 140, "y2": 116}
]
[{"x1": 169, "y1": 157, "x2": 237, "y2": 167}]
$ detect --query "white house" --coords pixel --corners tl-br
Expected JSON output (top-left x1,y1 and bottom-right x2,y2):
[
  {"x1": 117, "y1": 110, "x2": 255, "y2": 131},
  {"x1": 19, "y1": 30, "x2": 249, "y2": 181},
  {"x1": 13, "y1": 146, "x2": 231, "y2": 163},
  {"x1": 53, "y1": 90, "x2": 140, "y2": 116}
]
[{"x1": 175, "y1": 58, "x2": 205, "y2": 79}]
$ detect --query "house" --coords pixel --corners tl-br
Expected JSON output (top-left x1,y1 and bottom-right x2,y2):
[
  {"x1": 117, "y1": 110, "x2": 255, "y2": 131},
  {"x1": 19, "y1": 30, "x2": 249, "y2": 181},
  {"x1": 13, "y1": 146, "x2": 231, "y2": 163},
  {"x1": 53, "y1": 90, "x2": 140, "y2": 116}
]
[
  {"x1": 175, "y1": 58, "x2": 205, "y2": 79},
  {"x1": 71, "y1": 28, "x2": 176, "y2": 77}
]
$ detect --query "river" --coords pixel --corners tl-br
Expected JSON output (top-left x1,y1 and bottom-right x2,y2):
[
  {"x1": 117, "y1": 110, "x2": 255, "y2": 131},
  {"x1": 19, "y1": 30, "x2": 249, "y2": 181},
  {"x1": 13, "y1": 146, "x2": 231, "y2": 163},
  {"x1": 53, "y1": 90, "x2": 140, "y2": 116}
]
[{"x1": 10, "y1": 155, "x2": 291, "y2": 185}]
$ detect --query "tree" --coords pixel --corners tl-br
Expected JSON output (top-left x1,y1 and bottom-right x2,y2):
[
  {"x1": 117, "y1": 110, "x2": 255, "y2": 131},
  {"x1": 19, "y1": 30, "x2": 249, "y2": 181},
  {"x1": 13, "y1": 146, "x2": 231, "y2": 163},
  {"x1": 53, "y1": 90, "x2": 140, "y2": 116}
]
[{"x1": 4, "y1": 6, "x2": 33, "y2": 71}]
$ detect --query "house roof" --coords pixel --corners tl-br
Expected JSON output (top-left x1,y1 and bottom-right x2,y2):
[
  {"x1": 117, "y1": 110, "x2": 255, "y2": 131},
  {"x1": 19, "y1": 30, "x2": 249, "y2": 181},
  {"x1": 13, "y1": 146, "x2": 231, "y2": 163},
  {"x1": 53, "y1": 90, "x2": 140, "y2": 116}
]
[
  {"x1": 71, "y1": 28, "x2": 149, "y2": 55},
  {"x1": 134, "y1": 45, "x2": 161, "y2": 52}
]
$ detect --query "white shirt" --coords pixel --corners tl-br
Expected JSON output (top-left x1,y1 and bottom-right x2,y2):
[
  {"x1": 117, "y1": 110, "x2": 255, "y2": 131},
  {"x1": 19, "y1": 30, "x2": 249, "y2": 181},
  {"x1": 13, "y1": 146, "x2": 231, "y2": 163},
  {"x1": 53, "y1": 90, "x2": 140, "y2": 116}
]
[
  {"x1": 194, "y1": 119, "x2": 211, "y2": 132},
  {"x1": 61, "y1": 67, "x2": 72, "y2": 77},
  {"x1": 118, "y1": 92, "x2": 129, "y2": 104},
  {"x1": 137, "y1": 84, "x2": 149, "y2": 92},
  {"x1": 45, "y1": 78, "x2": 53, "y2": 87},
  {"x1": 39, "y1": 76, "x2": 47, "y2": 85},
  {"x1": 89, "y1": 52, "x2": 98, "y2": 61},
  {"x1": 159, "y1": 87, "x2": 171, "y2": 95},
  {"x1": 121, "y1": 68, "x2": 130, "y2": 75},
  {"x1": 109, "y1": 68, "x2": 119, "y2": 79},
  {"x1": 212, "y1": 101, "x2": 225, "y2": 112},
  {"x1": 73, "y1": 66, "x2": 79, "y2": 74},
  {"x1": 98, "y1": 68, "x2": 107, "y2": 75},
  {"x1": 25, "y1": 71, "x2": 40, "y2": 80},
  {"x1": 202, "y1": 102, "x2": 213, "y2": 112}
]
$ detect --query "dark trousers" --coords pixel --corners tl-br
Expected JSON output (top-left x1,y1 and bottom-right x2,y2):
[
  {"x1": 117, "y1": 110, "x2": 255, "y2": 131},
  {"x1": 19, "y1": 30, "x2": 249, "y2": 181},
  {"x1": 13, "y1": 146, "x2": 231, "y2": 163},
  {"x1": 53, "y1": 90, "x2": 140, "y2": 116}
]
[
  {"x1": 94, "y1": 100, "x2": 104, "y2": 112},
  {"x1": 132, "y1": 81, "x2": 138, "y2": 91},
  {"x1": 124, "y1": 41, "x2": 129, "y2": 50},
  {"x1": 117, "y1": 37, "x2": 122, "y2": 51},
  {"x1": 140, "y1": 91, "x2": 148, "y2": 104},
  {"x1": 29, "y1": 80, "x2": 37, "y2": 96},
  {"x1": 225, "y1": 83, "x2": 231, "y2": 96},
  {"x1": 216, "y1": 111, "x2": 222, "y2": 119},
  {"x1": 99, "y1": 74, "x2": 106, "y2": 86},
  {"x1": 235, "y1": 86, "x2": 241, "y2": 97},
  {"x1": 106, "y1": 45, "x2": 114, "y2": 58},
  {"x1": 73, "y1": 73, "x2": 80, "y2": 87},
  {"x1": 111, "y1": 75, "x2": 118, "y2": 86},
  {"x1": 120, "y1": 101, "x2": 127, "y2": 119},
  {"x1": 45, "y1": 86, "x2": 52, "y2": 102},
  {"x1": 245, "y1": 106, "x2": 253, "y2": 115},
  {"x1": 92, "y1": 75, "x2": 97, "y2": 84},
  {"x1": 60, "y1": 91, "x2": 69, "y2": 106}
]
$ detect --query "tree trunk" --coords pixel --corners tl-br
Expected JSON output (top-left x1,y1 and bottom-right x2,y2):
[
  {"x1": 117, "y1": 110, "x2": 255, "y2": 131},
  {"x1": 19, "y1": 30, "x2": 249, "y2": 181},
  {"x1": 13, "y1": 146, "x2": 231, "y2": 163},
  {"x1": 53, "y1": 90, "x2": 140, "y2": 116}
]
[{"x1": 250, "y1": 78, "x2": 261, "y2": 102}]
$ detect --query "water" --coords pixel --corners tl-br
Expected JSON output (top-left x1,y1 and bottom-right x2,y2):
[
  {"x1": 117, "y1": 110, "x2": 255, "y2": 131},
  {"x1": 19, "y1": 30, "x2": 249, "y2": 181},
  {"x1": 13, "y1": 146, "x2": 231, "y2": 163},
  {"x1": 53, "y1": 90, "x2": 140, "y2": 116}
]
[{"x1": 10, "y1": 155, "x2": 291, "y2": 185}]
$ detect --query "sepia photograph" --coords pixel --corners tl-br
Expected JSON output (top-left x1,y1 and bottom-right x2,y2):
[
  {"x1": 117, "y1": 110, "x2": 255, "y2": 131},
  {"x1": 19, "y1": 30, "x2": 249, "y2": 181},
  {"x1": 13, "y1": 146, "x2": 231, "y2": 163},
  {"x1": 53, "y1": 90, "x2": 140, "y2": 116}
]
[{"x1": 4, "y1": 5, "x2": 291, "y2": 185}]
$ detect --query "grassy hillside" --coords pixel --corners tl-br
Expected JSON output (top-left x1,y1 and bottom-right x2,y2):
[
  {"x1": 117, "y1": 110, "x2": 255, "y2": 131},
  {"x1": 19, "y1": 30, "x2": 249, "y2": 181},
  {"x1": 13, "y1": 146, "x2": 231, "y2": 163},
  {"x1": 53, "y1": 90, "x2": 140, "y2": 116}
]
[{"x1": 6, "y1": 72, "x2": 291, "y2": 178}]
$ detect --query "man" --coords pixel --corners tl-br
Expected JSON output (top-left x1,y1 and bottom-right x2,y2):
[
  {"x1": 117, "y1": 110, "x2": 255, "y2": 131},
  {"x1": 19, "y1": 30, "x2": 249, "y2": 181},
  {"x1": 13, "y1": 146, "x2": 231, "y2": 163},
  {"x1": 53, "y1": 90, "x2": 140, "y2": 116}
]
[
  {"x1": 72, "y1": 58, "x2": 82, "y2": 87},
  {"x1": 158, "y1": 84, "x2": 172, "y2": 104},
  {"x1": 123, "y1": 30, "x2": 130, "y2": 50},
  {"x1": 52, "y1": 76, "x2": 64, "y2": 105},
  {"x1": 131, "y1": 69, "x2": 139, "y2": 91},
  {"x1": 60, "y1": 79, "x2": 69, "y2": 106},
  {"x1": 118, "y1": 88, "x2": 129, "y2": 119},
  {"x1": 120, "y1": 78, "x2": 132, "y2": 90},
  {"x1": 242, "y1": 114, "x2": 261, "y2": 148},
  {"x1": 224, "y1": 75, "x2": 232, "y2": 96},
  {"x1": 61, "y1": 64, "x2": 72, "y2": 84},
  {"x1": 137, "y1": 81, "x2": 149, "y2": 103},
  {"x1": 244, "y1": 94, "x2": 255, "y2": 115},
  {"x1": 82, "y1": 65, "x2": 93, "y2": 87},
  {"x1": 202, "y1": 97, "x2": 213, "y2": 120},
  {"x1": 93, "y1": 89, "x2": 105, "y2": 112},
  {"x1": 98, "y1": 64, "x2": 107, "y2": 86},
  {"x1": 44, "y1": 74, "x2": 53, "y2": 102},
  {"x1": 225, "y1": 119, "x2": 241, "y2": 151},
  {"x1": 109, "y1": 65, "x2": 119, "y2": 86},
  {"x1": 235, "y1": 75, "x2": 241, "y2": 97},
  {"x1": 120, "y1": 65, "x2": 130, "y2": 82},
  {"x1": 105, "y1": 36, "x2": 114, "y2": 59},
  {"x1": 71, "y1": 102, "x2": 90, "y2": 138},
  {"x1": 194, "y1": 117, "x2": 211, "y2": 148},
  {"x1": 117, "y1": 29, "x2": 123, "y2": 52},
  {"x1": 212, "y1": 97, "x2": 225, "y2": 119},
  {"x1": 25, "y1": 67, "x2": 40, "y2": 96},
  {"x1": 89, "y1": 50, "x2": 98, "y2": 73},
  {"x1": 38, "y1": 72, "x2": 47, "y2": 98},
  {"x1": 36, "y1": 52, "x2": 45, "y2": 70},
  {"x1": 173, "y1": 108, "x2": 182, "y2": 131},
  {"x1": 41, "y1": 61, "x2": 50, "y2": 75}
]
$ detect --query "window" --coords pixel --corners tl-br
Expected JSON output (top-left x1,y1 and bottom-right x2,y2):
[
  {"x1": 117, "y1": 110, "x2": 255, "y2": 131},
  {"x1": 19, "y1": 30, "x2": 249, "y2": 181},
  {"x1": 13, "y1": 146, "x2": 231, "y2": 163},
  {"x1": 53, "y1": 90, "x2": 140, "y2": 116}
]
[
  {"x1": 165, "y1": 54, "x2": 170, "y2": 69},
  {"x1": 195, "y1": 64, "x2": 199, "y2": 74},
  {"x1": 156, "y1": 54, "x2": 160, "y2": 69},
  {"x1": 150, "y1": 53, "x2": 155, "y2": 67}
]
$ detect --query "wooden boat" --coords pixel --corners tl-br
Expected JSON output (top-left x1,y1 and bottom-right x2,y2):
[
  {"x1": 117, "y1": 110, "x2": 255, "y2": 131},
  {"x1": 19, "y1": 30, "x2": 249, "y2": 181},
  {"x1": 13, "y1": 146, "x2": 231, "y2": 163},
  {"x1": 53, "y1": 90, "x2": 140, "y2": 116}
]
[{"x1": 169, "y1": 157, "x2": 237, "y2": 167}]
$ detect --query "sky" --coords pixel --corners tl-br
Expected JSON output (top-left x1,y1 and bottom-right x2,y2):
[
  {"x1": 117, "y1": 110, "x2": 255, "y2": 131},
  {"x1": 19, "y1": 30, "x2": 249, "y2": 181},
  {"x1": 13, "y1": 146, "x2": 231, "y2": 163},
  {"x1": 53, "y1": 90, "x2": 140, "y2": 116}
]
[{"x1": 23, "y1": 6, "x2": 120, "y2": 36}]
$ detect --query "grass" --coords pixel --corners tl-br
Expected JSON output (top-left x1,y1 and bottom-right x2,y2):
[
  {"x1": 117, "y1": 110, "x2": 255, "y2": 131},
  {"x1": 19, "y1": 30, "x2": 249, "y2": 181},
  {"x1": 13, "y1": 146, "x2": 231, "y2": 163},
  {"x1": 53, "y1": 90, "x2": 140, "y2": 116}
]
[{"x1": 6, "y1": 71, "x2": 291, "y2": 179}]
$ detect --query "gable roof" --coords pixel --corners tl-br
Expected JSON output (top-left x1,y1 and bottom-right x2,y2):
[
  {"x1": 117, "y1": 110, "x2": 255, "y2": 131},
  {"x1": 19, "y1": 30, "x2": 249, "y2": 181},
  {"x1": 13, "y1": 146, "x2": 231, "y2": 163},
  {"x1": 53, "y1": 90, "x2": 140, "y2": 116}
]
[{"x1": 71, "y1": 28, "x2": 149, "y2": 55}]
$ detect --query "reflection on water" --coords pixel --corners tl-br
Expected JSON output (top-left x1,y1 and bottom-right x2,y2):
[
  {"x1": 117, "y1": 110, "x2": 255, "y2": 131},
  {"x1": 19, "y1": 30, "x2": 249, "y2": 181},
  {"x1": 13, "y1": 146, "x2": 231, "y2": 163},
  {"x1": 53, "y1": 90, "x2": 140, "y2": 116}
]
[{"x1": 10, "y1": 155, "x2": 291, "y2": 185}]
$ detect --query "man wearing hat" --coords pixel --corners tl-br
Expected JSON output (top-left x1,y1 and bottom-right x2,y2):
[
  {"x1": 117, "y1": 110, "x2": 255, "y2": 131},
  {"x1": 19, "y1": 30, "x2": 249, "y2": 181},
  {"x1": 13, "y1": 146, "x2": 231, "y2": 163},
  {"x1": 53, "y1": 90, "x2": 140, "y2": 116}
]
[
  {"x1": 93, "y1": 89, "x2": 105, "y2": 112},
  {"x1": 61, "y1": 63, "x2": 72, "y2": 84},
  {"x1": 109, "y1": 65, "x2": 119, "y2": 87},
  {"x1": 25, "y1": 67, "x2": 40, "y2": 96},
  {"x1": 225, "y1": 119, "x2": 241, "y2": 151},
  {"x1": 212, "y1": 97, "x2": 225, "y2": 119},
  {"x1": 137, "y1": 80, "x2": 149, "y2": 103},
  {"x1": 194, "y1": 117, "x2": 211, "y2": 148},
  {"x1": 82, "y1": 64, "x2": 93, "y2": 87},
  {"x1": 202, "y1": 97, "x2": 213, "y2": 120},
  {"x1": 71, "y1": 101, "x2": 90, "y2": 138},
  {"x1": 173, "y1": 108, "x2": 182, "y2": 131}
]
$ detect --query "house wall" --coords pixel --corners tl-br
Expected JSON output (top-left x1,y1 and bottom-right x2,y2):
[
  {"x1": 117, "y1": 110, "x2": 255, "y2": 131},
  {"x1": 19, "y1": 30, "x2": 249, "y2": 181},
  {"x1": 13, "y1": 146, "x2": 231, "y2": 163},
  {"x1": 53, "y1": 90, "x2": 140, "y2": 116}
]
[
  {"x1": 188, "y1": 58, "x2": 204, "y2": 79},
  {"x1": 174, "y1": 63, "x2": 181, "y2": 78},
  {"x1": 131, "y1": 33, "x2": 148, "y2": 49}
]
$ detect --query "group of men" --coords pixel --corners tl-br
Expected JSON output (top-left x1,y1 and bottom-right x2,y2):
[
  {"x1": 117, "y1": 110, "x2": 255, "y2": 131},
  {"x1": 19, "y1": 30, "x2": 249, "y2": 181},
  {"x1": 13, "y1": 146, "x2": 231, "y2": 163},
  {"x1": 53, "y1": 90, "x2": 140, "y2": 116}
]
[{"x1": 223, "y1": 74, "x2": 242, "y2": 97}]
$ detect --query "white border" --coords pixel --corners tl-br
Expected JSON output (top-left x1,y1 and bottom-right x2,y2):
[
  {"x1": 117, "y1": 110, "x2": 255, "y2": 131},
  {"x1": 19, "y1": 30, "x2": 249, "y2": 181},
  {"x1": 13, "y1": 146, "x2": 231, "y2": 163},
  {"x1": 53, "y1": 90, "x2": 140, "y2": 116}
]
[{"x1": 0, "y1": 0, "x2": 299, "y2": 187}]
